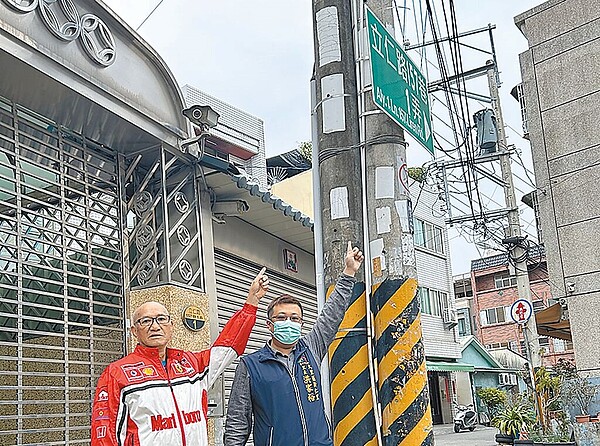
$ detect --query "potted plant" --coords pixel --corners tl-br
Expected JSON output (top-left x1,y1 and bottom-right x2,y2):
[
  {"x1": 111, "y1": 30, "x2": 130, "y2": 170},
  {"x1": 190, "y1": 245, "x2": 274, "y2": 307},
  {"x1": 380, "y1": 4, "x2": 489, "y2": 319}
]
[
  {"x1": 557, "y1": 360, "x2": 599, "y2": 422},
  {"x1": 493, "y1": 395, "x2": 536, "y2": 445}
]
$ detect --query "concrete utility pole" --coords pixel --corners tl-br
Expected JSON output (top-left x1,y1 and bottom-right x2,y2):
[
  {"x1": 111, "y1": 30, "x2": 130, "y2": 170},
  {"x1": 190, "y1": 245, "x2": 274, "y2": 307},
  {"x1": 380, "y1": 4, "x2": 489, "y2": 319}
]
[
  {"x1": 486, "y1": 63, "x2": 542, "y2": 371},
  {"x1": 357, "y1": 1, "x2": 433, "y2": 445},
  {"x1": 311, "y1": 1, "x2": 377, "y2": 445}
]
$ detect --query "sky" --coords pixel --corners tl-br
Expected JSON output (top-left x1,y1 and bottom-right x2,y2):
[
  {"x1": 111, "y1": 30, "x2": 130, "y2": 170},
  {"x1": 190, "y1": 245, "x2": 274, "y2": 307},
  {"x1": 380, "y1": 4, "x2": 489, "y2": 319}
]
[{"x1": 101, "y1": 0, "x2": 542, "y2": 274}]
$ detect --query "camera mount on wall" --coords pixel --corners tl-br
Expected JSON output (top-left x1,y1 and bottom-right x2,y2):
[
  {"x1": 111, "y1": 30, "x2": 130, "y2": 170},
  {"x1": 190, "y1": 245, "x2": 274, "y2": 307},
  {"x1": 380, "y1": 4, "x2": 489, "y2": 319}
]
[{"x1": 179, "y1": 105, "x2": 220, "y2": 156}]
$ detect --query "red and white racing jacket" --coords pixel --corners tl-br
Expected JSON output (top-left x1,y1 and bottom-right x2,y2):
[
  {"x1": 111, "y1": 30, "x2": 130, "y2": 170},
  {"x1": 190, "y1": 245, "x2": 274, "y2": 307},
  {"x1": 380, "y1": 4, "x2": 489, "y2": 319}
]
[{"x1": 91, "y1": 303, "x2": 257, "y2": 446}]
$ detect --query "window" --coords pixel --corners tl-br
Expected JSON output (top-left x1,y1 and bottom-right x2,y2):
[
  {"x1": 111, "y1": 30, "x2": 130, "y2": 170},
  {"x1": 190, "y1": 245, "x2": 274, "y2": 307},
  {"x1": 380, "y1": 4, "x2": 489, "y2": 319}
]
[
  {"x1": 455, "y1": 289, "x2": 473, "y2": 299},
  {"x1": 419, "y1": 286, "x2": 448, "y2": 316},
  {"x1": 431, "y1": 290, "x2": 441, "y2": 316},
  {"x1": 458, "y1": 317, "x2": 468, "y2": 336},
  {"x1": 433, "y1": 226, "x2": 444, "y2": 253},
  {"x1": 432, "y1": 290, "x2": 448, "y2": 316},
  {"x1": 414, "y1": 219, "x2": 425, "y2": 247},
  {"x1": 479, "y1": 306, "x2": 508, "y2": 326},
  {"x1": 419, "y1": 287, "x2": 431, "y2": 314},
  {"x1": 494, "y1": 272, "x2": 517, "y2": 289},
  {"x1": 425, "y1": 223, "x2": 435, "y2": 251},
  {"x1": 413, "y1": 218, "x2": 444, "y2": 254}
]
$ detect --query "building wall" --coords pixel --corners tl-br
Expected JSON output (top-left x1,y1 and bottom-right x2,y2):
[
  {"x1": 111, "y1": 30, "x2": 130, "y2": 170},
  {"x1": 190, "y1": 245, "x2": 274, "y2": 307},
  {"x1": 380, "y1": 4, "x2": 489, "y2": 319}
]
[
  {"x1": 455, "y1": 372, "x2": 474, "y2": 406},
  {"x1": 411, "y1": 182, "x2": 461, "y2": 359},
  {"x1": 270, "y1": 170, "x2": 314, "y2": 216},
  {"x1": 471, "y1": 257, "x2": 574, "y2": 367},
  {"x1": 516, "y1": 0, "x2": 600, "y2": 374},
  {"x1": 411, "y1": 183, "x2": 455, "y2": 296}
]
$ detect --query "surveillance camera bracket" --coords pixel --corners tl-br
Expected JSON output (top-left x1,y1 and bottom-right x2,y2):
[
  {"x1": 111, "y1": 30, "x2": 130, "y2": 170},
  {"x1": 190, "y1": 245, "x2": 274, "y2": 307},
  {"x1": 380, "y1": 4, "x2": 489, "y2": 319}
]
[
  {"x1": 179, "y1": 127, "x2": 210, "y2": 153},
  {"x1": 179, "y1": 135, "x2": 203, "y2": 150}
]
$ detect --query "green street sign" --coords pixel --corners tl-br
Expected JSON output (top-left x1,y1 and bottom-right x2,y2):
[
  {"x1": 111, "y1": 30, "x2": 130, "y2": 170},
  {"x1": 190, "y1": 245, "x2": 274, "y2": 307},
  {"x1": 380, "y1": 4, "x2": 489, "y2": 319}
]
[{"x1": 366, "y1": 7, "x2": 434, "y2": 155}]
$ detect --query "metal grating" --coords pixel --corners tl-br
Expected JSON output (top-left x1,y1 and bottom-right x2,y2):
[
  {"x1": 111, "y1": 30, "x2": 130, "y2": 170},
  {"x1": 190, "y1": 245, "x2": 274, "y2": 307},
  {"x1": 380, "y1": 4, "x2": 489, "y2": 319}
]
[
  {"x1": 124, "y1": 147, "x2": 204, "y2": 291},
  {"x1": 0, "y1": 97, "x2": 126, "y2": 445}
]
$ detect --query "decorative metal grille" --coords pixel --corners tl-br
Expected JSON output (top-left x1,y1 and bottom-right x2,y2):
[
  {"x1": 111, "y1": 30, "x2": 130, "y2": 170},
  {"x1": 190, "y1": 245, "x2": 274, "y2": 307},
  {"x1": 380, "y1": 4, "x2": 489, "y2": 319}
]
[
  {"x1": 125, "y1": 147, "x2": 204, "y2": 291},
  {"x1": 0, "y1": 97, "x2": 125, "y2": 445}
]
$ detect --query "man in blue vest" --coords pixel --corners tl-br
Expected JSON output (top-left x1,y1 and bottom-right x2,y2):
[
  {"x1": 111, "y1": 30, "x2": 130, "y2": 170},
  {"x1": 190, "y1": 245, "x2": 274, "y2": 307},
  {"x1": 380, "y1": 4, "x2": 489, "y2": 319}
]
[{"x1": 224, "y1": 241, "x2": 364, "y2": 446}]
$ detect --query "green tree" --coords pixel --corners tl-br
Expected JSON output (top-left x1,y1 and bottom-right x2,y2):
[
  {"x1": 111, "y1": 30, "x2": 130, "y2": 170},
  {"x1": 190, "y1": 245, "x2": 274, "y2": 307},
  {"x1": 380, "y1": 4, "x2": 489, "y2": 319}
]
[
  {"x1": 477, "y1": 387, "x2": 507, "y2": 418},
  {"x1": 297, "y1": 141, "x2": 312, "y2": 162},
  {"x1": 535, "y1": 366, "x2": 562, "y2": 432},
  {"x1": 407, "y1": 166, "x2": 427, "y2": 183}
]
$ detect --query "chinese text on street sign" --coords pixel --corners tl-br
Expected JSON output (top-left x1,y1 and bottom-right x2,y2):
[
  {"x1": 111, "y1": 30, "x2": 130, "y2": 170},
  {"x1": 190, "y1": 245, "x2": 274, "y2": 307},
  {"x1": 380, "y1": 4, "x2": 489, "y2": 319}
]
[
  {"x1": 366, "y1": 7, "x2": 434, "y2": 155},
  {"x1": 510, "y1": 299, "x2": 533, "y2": 325}
]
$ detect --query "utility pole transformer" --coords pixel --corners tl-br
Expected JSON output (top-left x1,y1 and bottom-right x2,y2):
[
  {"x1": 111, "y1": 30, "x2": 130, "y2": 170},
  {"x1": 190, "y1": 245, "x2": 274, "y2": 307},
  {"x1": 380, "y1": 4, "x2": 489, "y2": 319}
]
[
  {"x1": 357, "y1": 1, "x2": 433, "y2": 445},
  {"x1": 311, "y1": 0, "x2": 378, "y2": 444},
  {"x1": 486, "y1": 63, "x2": 542, "y2": 371}
]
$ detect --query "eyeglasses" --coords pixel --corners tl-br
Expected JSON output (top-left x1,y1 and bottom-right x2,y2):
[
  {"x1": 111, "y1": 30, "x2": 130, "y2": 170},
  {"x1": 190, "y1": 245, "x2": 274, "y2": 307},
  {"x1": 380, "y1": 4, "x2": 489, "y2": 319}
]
[
  {"x1": 135, "y1": 315, "x2": 171, "y2": 328},
  {"x1": 271, "y1": 315, "x2": 302, "y2": 324}
]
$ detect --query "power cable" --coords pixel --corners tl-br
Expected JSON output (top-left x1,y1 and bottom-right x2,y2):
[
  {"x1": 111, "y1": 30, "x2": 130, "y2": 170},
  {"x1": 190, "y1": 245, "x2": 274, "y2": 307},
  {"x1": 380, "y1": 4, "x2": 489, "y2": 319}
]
[{"x1": 136, "y1": 0, "x2": 166, "y2": 31}]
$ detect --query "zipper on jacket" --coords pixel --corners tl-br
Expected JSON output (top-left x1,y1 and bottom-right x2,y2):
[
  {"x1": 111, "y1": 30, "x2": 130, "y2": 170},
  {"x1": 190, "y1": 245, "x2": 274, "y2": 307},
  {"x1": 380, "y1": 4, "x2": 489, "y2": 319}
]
[
  {"x1": 166, "y1": 362, "x2": 187, "y2": 446},
  {"x1": 283, "y1": 364, "x2": 309, "y2": 446}
]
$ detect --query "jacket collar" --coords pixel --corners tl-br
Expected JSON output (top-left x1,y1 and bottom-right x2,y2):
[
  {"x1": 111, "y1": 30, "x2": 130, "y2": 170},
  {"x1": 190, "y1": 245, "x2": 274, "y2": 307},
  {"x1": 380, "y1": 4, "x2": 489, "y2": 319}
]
[
  {"x1": 257, "y1": 339, "x2": 307, "y2": 362},
  {"x1": 134, "y1": 344, "x2": 183, "y2": 362}
]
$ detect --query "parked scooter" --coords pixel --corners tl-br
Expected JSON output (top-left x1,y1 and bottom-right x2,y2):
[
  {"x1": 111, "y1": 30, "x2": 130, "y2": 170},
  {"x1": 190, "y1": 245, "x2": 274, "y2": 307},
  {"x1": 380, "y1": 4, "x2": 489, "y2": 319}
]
[{"x1": 453, "y1": 403, "x2": 478, "y2": 433}]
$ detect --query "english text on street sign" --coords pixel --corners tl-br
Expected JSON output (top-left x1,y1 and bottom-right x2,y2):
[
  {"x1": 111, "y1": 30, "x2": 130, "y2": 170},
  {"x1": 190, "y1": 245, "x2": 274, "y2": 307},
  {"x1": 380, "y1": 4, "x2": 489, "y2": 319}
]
[
  {"x1": 366, "y1": 7, "x2": 434, "y2": 155},
  {"x1": 510, "y1": 299, "x2": 533, "y2": 325}
]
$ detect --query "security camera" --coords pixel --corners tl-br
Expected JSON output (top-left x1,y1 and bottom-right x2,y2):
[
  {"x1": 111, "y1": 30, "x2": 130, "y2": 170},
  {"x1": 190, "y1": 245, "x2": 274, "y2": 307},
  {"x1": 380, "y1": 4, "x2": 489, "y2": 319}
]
[
  {"x1": 182, "y1": 105, "x2": 220, "y2": 130},
  {"x1": 566, "y1": 282, "x2": 576, "y2": 294},
  {"x1": 212, "y1": 200, "x2": 249, "y2": 216},
  {"x1": 179, "y1": 105, "x2": 220, "y2": 154}
]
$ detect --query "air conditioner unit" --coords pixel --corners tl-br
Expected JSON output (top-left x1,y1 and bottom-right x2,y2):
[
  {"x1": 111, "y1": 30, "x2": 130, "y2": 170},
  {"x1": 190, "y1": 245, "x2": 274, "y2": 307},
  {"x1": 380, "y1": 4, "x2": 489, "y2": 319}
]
[
  {"x1": 443, "y1": 308, "x2": 458, "y2": 325},
  {"x1": 499, "y1": 373, "x2": 516, "y2": 386},
  {"x1": 498, "y1": 373, "x2": 508, "y2": 385}
]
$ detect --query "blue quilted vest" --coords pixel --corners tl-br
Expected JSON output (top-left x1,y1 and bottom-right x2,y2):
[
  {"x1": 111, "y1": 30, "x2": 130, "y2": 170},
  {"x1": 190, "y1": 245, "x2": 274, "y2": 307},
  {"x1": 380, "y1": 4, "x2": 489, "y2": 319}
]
[{"x1": 242, "y1": 339, "x2": 332, "y2": 446}]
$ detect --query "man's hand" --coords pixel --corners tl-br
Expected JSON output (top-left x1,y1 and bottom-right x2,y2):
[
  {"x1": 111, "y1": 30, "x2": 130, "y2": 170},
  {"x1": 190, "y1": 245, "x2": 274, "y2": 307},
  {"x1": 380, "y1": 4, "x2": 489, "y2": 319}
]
[
  {"x1": 246, "y1": 267, "x2": 269, "y2": 307},
  {"x1": 343, "y1": 241, "x2": 364, "y2": 277}
]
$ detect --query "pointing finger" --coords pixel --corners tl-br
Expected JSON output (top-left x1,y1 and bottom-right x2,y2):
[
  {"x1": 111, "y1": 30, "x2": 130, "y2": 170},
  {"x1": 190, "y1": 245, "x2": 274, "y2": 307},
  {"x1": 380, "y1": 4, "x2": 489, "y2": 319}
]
[
  {"x1": 258, "y1": 266, "x2": 267, "y2": 277},
  {"x1": 347, "y1": 240, "x2": 352, "y2": 253}
]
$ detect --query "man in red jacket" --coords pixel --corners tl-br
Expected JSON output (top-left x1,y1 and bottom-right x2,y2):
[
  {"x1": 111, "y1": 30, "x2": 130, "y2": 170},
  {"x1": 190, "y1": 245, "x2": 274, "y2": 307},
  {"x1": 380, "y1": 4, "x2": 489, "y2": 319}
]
[{"x1": 91, "y1": 268, "x2": 269, "y2": 446}]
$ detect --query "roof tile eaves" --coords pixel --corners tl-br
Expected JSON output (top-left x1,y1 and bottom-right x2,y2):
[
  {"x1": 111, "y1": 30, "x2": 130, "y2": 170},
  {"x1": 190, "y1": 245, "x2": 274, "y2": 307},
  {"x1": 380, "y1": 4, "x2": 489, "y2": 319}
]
[{"x1": 232, "y1": 174, "x2": 314, "y2": 230}]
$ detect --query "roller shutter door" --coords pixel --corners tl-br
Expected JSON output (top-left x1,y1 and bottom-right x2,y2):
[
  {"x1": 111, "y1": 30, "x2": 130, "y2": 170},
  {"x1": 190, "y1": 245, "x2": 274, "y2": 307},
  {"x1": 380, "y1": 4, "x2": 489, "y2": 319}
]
[{"x1": 0, "y1": 97, "x2": 126, "y2": 445}]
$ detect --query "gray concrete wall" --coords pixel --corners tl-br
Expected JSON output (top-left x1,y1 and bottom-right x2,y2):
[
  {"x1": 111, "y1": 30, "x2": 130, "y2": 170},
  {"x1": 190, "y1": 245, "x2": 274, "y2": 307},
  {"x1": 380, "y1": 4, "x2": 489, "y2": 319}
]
[{"x1": 516, "y1": 0, "x2": 600, "y2": 374}]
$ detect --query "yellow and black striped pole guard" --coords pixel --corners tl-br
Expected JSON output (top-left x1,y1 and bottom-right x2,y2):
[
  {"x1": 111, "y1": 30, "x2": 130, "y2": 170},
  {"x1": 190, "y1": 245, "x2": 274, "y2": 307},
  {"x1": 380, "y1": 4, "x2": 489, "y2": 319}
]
[
  {"x1": 373, "y1": 277, "x2": 433, "y2": 446},
  {"x1": 328, "y1": 281, "x2": 378, "y2": 446}
]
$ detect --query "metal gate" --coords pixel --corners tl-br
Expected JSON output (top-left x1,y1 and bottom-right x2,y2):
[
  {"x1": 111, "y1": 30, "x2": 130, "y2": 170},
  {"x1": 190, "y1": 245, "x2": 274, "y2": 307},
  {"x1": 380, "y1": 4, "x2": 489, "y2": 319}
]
[
  {"x1": 214, "y1": 250, "x2": 317, "y2": 415},
  {"x1": 0, "y1": 97, "x2": 126, "y2": 445}
]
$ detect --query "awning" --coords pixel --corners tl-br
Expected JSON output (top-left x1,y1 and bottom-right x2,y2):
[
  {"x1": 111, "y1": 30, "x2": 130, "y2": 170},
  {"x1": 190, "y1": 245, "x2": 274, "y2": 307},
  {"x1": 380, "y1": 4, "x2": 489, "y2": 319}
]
[
  {"x1": 535, "y1": 303, "x2": 572, "y2": 341},
  {"x1": 426, "y1": 361, "x2": 474, "y2": 372}
]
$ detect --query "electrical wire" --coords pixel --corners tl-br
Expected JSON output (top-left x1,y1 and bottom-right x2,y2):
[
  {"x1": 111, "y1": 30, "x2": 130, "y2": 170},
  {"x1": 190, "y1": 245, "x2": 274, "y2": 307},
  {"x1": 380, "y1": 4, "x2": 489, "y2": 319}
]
[
  {"x1": 136, "y1": 0, "x2": 166, "y2": 31},
  {"x1": 400, "y1": 0, "x2": 539, "y2": 257}
]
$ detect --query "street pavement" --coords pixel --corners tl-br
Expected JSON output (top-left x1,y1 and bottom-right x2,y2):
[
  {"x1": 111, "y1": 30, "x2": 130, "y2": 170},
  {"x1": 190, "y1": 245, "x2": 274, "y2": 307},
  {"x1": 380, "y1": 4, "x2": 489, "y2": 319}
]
[{"x1": 433, "y1": 423, "x2": 497, "y2": 446}]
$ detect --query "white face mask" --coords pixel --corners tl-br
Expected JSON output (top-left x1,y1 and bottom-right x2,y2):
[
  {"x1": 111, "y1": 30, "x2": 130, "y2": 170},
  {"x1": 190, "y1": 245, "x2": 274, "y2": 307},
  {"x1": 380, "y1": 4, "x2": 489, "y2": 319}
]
[{"x1": 272, "y1": 319, "x2": 302, "y2": 345}]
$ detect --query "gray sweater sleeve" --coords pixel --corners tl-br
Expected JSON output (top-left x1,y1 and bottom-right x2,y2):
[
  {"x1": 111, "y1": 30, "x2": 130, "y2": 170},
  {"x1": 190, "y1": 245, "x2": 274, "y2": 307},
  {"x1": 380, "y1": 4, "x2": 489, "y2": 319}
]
[
  {"x1": 304, "y1": 274, "x2": 355, "y2": 362},
  {"x1": 223, "y1": 360, "x2": 252, "y2": 446}
]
